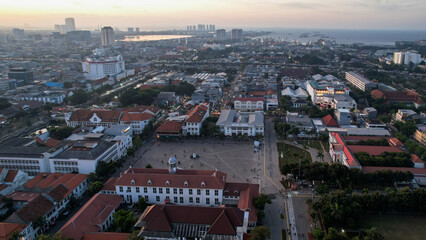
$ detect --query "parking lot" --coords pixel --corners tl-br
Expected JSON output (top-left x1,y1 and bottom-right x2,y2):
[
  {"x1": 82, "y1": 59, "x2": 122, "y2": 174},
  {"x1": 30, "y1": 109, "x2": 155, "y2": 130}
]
[{"x1": 132, "y1": 139, "x2": 263, "y2": 183}]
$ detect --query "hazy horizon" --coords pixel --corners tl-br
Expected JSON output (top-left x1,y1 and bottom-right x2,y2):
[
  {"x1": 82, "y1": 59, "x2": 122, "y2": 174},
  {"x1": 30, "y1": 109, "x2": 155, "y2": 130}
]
[{"x1": 1, "y1": 0, "x2": 426, "y2": 31}]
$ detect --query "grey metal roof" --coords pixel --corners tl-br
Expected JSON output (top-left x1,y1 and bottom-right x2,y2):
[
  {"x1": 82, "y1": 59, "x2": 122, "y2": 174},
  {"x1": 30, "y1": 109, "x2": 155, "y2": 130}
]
[
  {"x1": 216, "y1": 110, "x2": 264, "y2": 127},
  {"x1": 0, "y1": 146, "x2": 48, "y2": 158},
  {"x1": 52, "y1": 141, "x2": 116, "y2": 160}
]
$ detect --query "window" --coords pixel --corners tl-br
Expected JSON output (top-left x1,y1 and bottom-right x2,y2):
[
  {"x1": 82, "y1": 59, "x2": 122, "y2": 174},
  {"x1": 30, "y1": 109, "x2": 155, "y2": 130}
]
[
  {"x1": 179, "y1": 189, "x2": 183, "y2": 195},
  {"x1": 196, "y1": 197, "x2": 200, "y2": 203},
  {"x1": 166, "y1": 196, "x2": 170, "y2": 200},
  {"x1": 189, "y1": 189, "x2": 193, "y2": 195},
  {"x1": 126, "y1": 187, "x2": 131, "y2": 193},
  {"x1": 173, "y1": 188, "x2": 177, "y2": 194},
  {"x1": 159, "y1": 188, "x2": 163, "y2": 194},
  {"x1": 206, "y1": 198, "x2": 210, "y2": 204},
  {"x1": 119, "y1": 186, "x2": 123, "y2": 192},
  {"x1": 156, "y1": 196, "x2": 160, "y2": 202},
  {"x1": 215, "y1": 198, "x2": 219, "y2": 204},
  {"x1": 180, "y1": 197, "x2": 184, "y2": 203},
  {"x1": 153, "y1": 188, "x2": 157, "y2": 193},
  {"x1": 166, "y1": 188, "x2": 170, "y2": 194},
  {"x1": 136, "y1": 187, "x2": 140, "y2": 193},
  {"x1": 201, "y1": 181, "x2": 205, "y2": 187},
  {"x1": 184, "y1": 181, "x2": 188, "y2": 186},
  {"x1": 174, "y1": 197, "x2": 178, "y2": 203},
  {"x1": 189, "y1": 197, "x2": 193, "y2": 203},
  {"x1": 206, "y1": 190, "x2": 210, "y2": 195},
  {"x1": 215, "y1": 190, "x2": 219, "y2": 196},
  {"x1": 145, "y1": 196, "x2": 149, "y2": 201},
  {"x1": 144, "y1": 187, "x2": 148, "y2": 193},
  {"x1": 166, "y1": 180, "x2": 170, "y2": 186},
  {"x1": 197, "y1": 189, "x2": 201, "y2": 195}
]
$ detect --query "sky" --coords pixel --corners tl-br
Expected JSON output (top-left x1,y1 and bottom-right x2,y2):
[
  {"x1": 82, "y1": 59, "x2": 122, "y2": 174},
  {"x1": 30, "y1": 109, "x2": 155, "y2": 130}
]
[{"x1": 1, "y1": 0, "x2": 426, "y2": 30}]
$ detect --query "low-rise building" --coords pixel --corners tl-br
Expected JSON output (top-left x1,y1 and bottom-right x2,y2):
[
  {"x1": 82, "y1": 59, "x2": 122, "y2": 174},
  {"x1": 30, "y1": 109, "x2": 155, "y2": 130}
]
[
  {"x1": 345, "y1": 72, "x2": 377, "y2": 91},
  {"x1": 233, "y1": 97, "x2": 264, "y2": 111},
  {"x1": 0, "y1": 168, "x2": 29, "y2": 196},
  {"x1": 414, "y1": 125, "x2": 426, "y2": 146},
  {"x1": 216, "y1": 110, "x2": 264, "y2": 136},
  {"x1": 59, "y1": 194, "x2": 123, "y2": 240},
  {"x1": 335, "y1": 109, "x2": 352, "y2": 126},
  {"x1": 182, "y1": 104, "x2": 209, "y2": 136},
  {"x1": 395, "y1": 109, "x2": 419, "y2": 122}
]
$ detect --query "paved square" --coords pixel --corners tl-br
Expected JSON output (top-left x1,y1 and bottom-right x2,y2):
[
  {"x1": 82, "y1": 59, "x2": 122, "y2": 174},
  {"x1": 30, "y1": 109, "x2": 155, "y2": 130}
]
[{"x1": 133, "y1": 140, "x2": 262, "y2": 183}]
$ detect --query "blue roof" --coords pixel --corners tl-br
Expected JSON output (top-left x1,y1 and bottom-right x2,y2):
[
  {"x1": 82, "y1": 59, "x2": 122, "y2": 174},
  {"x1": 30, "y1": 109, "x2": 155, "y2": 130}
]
[{"x1": 45, "y1": 82, "x2": 63, "y2": 88}]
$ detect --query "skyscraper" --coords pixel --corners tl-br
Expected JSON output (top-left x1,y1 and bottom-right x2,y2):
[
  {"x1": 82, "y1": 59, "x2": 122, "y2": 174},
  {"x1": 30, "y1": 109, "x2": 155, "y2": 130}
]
[
  {"x1": 231, "y1": 29, "x2": 243, "y2": 42},
  {"x1": 128, "y1": 27, "x2": 134, "y2": 33},
  {"x1": 101, "y1": 26, "x2": 115, "y2": 46},
  {"x1": 135, "y1": 27, "x2": 140, "y2": 33},
  {"x1": 65, "y1": 17, "x2": 76, "y2": 31},
  {"x1": 216, "y1": 29, "x2": 226, "y2": 41}
]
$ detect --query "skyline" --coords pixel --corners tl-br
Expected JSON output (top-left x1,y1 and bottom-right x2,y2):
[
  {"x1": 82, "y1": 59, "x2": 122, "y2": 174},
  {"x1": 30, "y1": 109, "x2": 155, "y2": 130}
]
[{"x1": 1, "y1": 0, "x2": 426, "y2": 30}]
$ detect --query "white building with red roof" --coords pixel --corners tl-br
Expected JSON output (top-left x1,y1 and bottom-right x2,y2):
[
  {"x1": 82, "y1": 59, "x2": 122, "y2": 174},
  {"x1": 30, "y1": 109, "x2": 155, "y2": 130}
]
[
  {"x1": 0, "y1": 168, "x2": 29, "y2": 196},
  {"x1": 234, "y1": 97, "x2": 264, "y2": 111},
  {"x1": 182, "y1": 104, "x2": 209, "y2": 136}
]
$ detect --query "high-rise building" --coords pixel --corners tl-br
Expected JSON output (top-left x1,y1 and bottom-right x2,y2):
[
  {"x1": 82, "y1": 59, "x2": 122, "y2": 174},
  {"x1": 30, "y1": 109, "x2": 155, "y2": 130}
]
[
  {"x1": 197, "y1": 24, "x2": 206, "y2": 31},
  {"x1": 128, "y1": 27, "x2": 134, "y2": 33},
  {"x1": 67, "y1": 31, "x2": 91, "y2": 43},
  {"x1": 231, "y1": 29, "x2": 243, "y2": 41},
  {"x1": 187, "y1": 26, "x2": 190, "y2": 31},
  {"x1": 12, "y1": 28, "x2": 24, "y2": 38},
  {"x1": 404, "y1": 51, "x2": 422, "y2": 65},
  {"x1": 393, "y1": 52, "x2": 404, "y2": 64},
  {"x1": 345, "y1": 72, "x2": 377, "y2": 92},
  {"x1": 65, "y1": 17, "x2": 76, "y2": 31},
  {"x1": 135, "y1": 27, "x2": 140, "y2": 33},
  {"x1": 82, "y1": 55, "x2": 125, "y2": 80},
  {"x1": 101, "y1": 26, "x2": 115, "y2": 46},
  {"x1": 216, "y1": 29, "x2": 226, "y2": 41},
  {"x1": 209, "y1": 24, "x2": 215, "y2": 32},
  {"x1": 8, "y1": 68, "x2": 34, "y2": 85}
]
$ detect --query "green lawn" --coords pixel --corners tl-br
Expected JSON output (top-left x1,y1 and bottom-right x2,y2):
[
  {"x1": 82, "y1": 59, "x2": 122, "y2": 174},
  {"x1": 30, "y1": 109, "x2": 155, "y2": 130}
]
[
  {"x1": 363, "y1": 215, "x2": 426, "y2": 240},
  {"x1": 277, "y1": 143, "x2": 312, "y2": 168},
  {"x1": 296, "y1": 140, "x2": 324, "y2": 151}
]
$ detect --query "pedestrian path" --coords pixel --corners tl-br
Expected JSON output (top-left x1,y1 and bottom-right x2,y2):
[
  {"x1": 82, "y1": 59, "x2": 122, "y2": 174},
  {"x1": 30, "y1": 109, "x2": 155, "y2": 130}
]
[{"x1": 287, "y1": 195, "x2": 299, "y2": 240}]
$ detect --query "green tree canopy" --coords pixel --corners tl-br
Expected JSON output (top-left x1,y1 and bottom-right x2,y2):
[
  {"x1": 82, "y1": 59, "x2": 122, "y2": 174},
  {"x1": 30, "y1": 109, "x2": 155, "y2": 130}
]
[
  {"x1": 88, "y1": 181, "x2": 104, "y2": 196},
  {"x1": 249, "y1": 225, "x2": 271, "y2": 240},
  {"x1": 113, "y1": 209, "x2": 136, "y2": 233},
  {"x1": 69, "y1": 89, "x2": 89, "y2": 105}
]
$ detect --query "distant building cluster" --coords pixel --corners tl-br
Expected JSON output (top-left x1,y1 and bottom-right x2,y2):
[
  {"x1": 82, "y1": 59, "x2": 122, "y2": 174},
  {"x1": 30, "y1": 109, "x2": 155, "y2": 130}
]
[
  {"x1": 187, "y1": 24, "x2": 215, "y2": 32},
  {"x1": 54, "y1": 17, "x2": 76, "y2": 33},
  {"x1": 393, "y1": 51, "x2": 422, "y2": 65}
]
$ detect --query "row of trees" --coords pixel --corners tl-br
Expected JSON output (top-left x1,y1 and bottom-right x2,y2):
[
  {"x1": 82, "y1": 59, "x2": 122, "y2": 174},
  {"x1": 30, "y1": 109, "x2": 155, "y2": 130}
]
[
  {"x1": 281, "y1": 162, "x2": 413, "y2": 189},
  {"x1": 310, "y1": 188, "x2": 426, "y2": 230},
  {"x1": 253, "y1": 194, "x2": 272, "y2": 224},
  {"x1": 354, "y1": 152, "x2": 413, "y2": 167},
  {"x1": 313, "y1": 227, "x2": 383, "y2": 240}
]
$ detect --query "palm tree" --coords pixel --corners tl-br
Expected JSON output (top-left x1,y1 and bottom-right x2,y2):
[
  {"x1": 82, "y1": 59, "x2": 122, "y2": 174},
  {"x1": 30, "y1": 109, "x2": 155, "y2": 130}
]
[
  {"x1": 317, "y1": 151, "x2": 325, "y2": 162},
  {"x1": 303, "y1": 144, "x2": 308, "y2": 161}
]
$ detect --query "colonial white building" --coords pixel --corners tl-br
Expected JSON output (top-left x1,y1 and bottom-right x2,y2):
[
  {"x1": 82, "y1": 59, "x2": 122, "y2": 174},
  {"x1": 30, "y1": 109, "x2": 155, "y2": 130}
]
[
  {"x1": 82, "y1": 55, "x2": 125, "y2": 80},
  {"x1": 234, "y1": 97, "x2": 264, "y2": 111},
  {"x1": 182, "y1": 104, "x2": 209, "y2": 136},
  {"x1": 216, "y1": 110, "x2": 264, "y2": 136}
]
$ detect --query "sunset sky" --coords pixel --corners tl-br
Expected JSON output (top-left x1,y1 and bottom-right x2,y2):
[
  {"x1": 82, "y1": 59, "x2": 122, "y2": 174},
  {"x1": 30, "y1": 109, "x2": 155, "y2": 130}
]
[{"x1": 1, "y1": 0, "x2": 425, "y2": 30}]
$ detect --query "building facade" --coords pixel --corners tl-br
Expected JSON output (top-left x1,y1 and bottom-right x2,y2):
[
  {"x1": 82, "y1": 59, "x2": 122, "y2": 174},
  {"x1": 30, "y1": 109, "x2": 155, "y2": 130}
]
[
  {"x1": 234, "y1": 97, "x2": 264, "y2": 111},
  {"x1": 101, "y1": 26, "x2": 115, "y2": 46},
  {"x1": 82, "y1": 55, "x2": 125, "y2": 80},
  {"x1": 216, "y1": 110, "x2": 264, "y2": 136},
  {"x1": 345, "y1": 71, "x2": 377, "y2": 91}
]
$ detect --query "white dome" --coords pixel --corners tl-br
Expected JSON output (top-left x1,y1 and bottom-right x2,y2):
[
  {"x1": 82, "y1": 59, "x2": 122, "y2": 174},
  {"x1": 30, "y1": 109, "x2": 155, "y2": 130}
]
[{"x1": 168, "y1": 156, "x2": 177, "y2": 164}]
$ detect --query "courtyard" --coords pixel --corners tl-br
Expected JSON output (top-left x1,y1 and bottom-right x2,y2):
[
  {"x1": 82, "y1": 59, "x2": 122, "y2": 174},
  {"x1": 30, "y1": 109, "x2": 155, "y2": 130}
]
[{"x1": 131, "y1": 139, "x2": 263, "y2": 184}]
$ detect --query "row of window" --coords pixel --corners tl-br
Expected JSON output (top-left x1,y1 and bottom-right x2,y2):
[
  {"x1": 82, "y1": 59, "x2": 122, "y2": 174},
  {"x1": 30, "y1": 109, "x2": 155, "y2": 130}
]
[
  {"x1": 119, "y1": 186, "x2": 219, "y2": 196},
  {"x1": 132, "y1": 195, "x2": 220, "y2": 205},
  {"x1": 53, "y1": 161, "x2": 77, "y2": 166},
  {"x1": 0, "y1": 160, "x2": 39, "y2": 164}
]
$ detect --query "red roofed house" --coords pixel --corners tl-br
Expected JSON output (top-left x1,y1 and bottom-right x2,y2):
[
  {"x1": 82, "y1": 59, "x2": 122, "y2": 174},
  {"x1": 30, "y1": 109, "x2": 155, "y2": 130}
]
[
  {"x1": 411, "y1": 154, "x2": 424, "y2": 168},
  {"x1": 156, "y1": 121, "x2": 183, "y2": 139},
  {"x1": 59, "y1": 194, "x2": 123, "y2": 240},
  {"x1": 82, "y1": 232, "x2": 130, "y2": 240},
  {"x1": 0, "y1": 168, "x2": 29, "y2": 196},
  {"x1": 0, "y1": 222, "x2": 27, "y2": 240},
  {"x1": 322, "y1": 114, "x2": 339, "y2": 127},
  {"x1": 371, "y1": 89, "x2": 425, "y2": 109},
  {"x1": 120, "y1": 105, "x2": 162, "y2": 134},
  {"x1": 66, "y1": 109, "x2": 123, "y2": 128},
  {"x1": 234, "y1": 97, "x2": 264, "y2": 111},
  {"x1": 182, "y1": 104, "x2": 209, "y2": 136},
  {"x1": 135, "y1": 204, "x2": 247, "y2": 239}
]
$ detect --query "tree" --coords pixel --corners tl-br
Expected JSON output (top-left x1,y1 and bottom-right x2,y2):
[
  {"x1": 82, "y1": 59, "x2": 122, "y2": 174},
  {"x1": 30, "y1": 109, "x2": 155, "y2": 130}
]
[
  {"x1": 9, "y1": 232, "x2": 24, "y2": 240},
  {"x1": 48, "y1": 126, "x2": 75, "y2": 140},
  {"x1": 0, "y1": 98, "x2": 11, "y2": 110},
  {"x1": 364, "y1": 227, "x2": 384, "y2": 240},
  {"x1": 33, "y1": 215, "x2": 47, "y2": 231},
  {"x1": 133, "y1": 136, "x2": 143, "y2": 148},
  {"x1": 253, "y1": 194, "x2": 272, "y2": 210},
  {"x1": 127, "y1": 231, "x2": 142, "y2": 240},
  {"x1": 145, "y1": 164, "x2": 152, "y2": 168},
  {"x1": 250, "y1": 225, "x2": 271, "y2": 240},
  {"x1": 323, "y1": 228, "x2": 348, "y2": 240},
  {"x1": 95, "y1": 161, "x2": 112, "y2": 180},
  {"x1": 35, "y1": 233, "x2": 70, "y2": 240},
  {"x1": 317, "y1": 151, "x2": 325, "y2": 162},
  {"x1": 68, "y1": 89, "x2": 88, "y2": 105},
  {"x1": 137, "y1": 197, "x2": 148, "y2": 212},
  {"x1": 67, "y1": 194, "x2": 78, "y2": 209},
  {"x1": 113, "y1": 209, "x2": 136, "y2": 233},
  {"x1": 63, "y1": 82, "x2": 73, "y2": 89},
  {"x1": 88, "y1": 181, "x2": 104, "y2": 196},
  {"x1": 313, "y1": 228, "x2": 325, "y2": 240}
]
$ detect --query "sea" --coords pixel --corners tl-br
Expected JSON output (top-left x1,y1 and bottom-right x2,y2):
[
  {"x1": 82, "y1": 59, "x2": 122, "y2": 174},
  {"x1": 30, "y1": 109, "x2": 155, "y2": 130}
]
[
  {"x1": 253, "y1": 28, "x2": 426, "y2": 46},
  {"x1": 121, "y1": 35, "x2": 193, "y2": 42}
]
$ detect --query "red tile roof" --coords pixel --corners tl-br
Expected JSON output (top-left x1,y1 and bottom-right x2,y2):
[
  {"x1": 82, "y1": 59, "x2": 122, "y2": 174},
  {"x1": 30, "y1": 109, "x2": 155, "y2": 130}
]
[
  {"x1": 224, "y1": 182, "x2": 259, "y2": 222},
  {"x1": 59, "y1": 194, "x2": 123, "y2": 240},
  {"x1": 411, "y1": 154, "x2": 424, "y2": 164},
  {"x1": 102, "y1": 177, "x2": 119, "y2": 191},
  {"x1": 6, "y1": 192, "x2": 41, "y2": 202},
  {"x1": 24, "y1": 173, "x2": 88, "y2": 192},
  {"x1": 234, "y1": 97, "x2": 264, "y2": 102},
  {"x1": 346, "y1": 145, "x2": 403, "y2": 156},
  {"x1": 47, "y1": 184, "x2": 71, "y2": 202},
  {"x1": 137, "y1": 204, "x2": 243, "y2": 237},
  {"x1": 126, "y1": 105, "x2": 161, "y2": 115},
  {"x1": 68, "y1": 110, "x2": 122, "y2": 123},
  {"x1": 45, "y1": 138, "x2": 60, "y2": 147},
  {"x1": 3, "y1": 170, "x2": 18, "y2": 183},
  {"x1": 115, "y1": 168, "x2": 227, "y2": 189},
  {"x1": 139, "y1": 85, "x2": 164, "y2": 90},
  {"x1": 389, "y1": 138, "x2": 403, "y2": 147},
  {"x1": 185, "y1": 104, "x2": 208, "y2": 123},
  {"x1": 0, "y1": 222, "x2": 27, "y2": 240},
  {"x1": 14, "y1": 195, "x2": 54, "y2": 223},
  {"x1": 156, "y1": 121, "x2": 182, "y2": 133},
  {"x1": 322, "y1": 115, "x2": 339, "y2": 127},
  {"x1": 82, "y1": 232, "x2": 130, "y2": 240},
  {"x1": 341, "y1": 136, "x2": 390, "y2": 141},
  {"x1": 371, "y1": 89, "x2": 424, "y2": 104},
  {"x1": 120, "y1": 112, "x2": 153, "y2": 122}
]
